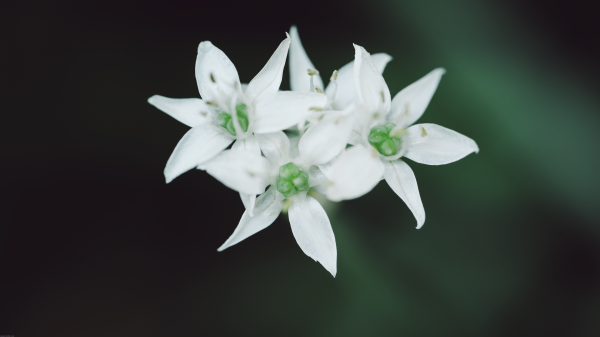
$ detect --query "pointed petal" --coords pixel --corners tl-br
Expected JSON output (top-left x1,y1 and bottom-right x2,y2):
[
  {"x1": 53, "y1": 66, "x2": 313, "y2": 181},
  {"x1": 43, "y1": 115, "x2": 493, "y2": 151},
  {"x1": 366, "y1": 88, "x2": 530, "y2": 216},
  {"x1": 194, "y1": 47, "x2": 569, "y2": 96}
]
[
  {"x1": 252, "y1": 91, "x2": 327, "y2": 134},
  {"x1": 383, "y1": 160, "x2": 425, "y2": 229},
  {"x1": 289, "y1": 26, "x2": 324, "y2": 93},
  {"x1": 239, "y1": 192, "x2": 257, "y2": 217},
  {"x1": 204, "y1": 150, "x2": 271, "y2": 195},
  {"x1": 289, "y1": 194, "x2": 337, "y2": 277},
  {"x1": 231, "y1": 135, "x2": 261, "y2": 215},
  {"x1": 404, "y1": 123, "x2": 479, "y2": 165},
  {"x1": 245, "y1": 36, "x2": 291, "y2": 103},
  {"x1": 219, "y1": 187, "x2": 284, "y2": 251},
  {"x1": 298, "y1": 110, "x2": 355, "y2": 165},
  {"x1": 353, "y1": 45, "x2": 391, "y2": 116},
  {"x1": 389, "y1": 68, "x2": 445, "y2": 128},
  {"x1": 195, "y1": 41, "x2": 241, "y2": 103},
  {"x1": 325, "y1": 53, "x2": 392, "y2": 110},
  {"x1": 148, "y1": 95, "x2": 214, "y2": 127},
  {"x1": 164, "y1": 124, "x2": 234, "y2": 183},
  {"x1": 326, "y1": 145, "x2": 384, "y2": 201},
  {"x1": 255, "y1": 131, "x2": 291, "y2": 168}
]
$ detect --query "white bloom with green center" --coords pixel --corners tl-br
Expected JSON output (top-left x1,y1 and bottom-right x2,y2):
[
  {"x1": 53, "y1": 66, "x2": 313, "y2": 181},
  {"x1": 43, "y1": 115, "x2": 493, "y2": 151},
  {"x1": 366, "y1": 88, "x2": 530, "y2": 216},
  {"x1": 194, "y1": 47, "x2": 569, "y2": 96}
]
[
  {"x1": 148, "y1": 34, "x2": 327, "y2": 215},
  {"x1": 201, "y1": 110, "x2": 354, "y2": 277},
  {"x1": 323, "y1": 44, "x2": 479, "y2": 229}
]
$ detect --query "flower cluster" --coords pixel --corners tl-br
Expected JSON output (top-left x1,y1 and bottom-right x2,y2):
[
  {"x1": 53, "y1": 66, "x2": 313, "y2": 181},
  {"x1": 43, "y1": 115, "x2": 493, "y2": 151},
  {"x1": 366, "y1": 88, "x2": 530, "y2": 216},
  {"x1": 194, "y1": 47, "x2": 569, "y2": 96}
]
[{"x1": 148, "y1": 27, "x2": 479, "y2": 277}]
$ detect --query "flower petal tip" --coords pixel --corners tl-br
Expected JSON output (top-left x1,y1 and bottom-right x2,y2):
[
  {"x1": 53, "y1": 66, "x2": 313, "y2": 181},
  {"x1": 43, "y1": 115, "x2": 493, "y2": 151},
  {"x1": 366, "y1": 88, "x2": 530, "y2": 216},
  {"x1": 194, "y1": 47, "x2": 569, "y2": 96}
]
[
  {"x1": 147, "y1": 95, "x2": 159, "y2": 105},
  {"x1": 197, "y1": 40, "x2": 214, "y2": 53},
  {"x1": 434, "y1": 67, "x2": 447, "y2": 75}
]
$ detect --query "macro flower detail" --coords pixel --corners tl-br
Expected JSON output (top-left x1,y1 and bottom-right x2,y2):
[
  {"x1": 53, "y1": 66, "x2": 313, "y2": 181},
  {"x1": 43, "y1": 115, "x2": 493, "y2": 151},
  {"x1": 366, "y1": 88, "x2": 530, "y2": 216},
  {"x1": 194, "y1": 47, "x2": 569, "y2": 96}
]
[
  {"x1": 289, "y1": 26, "x2": 392, "y2": 112},
  {"x1": 205, "y1": 108, "x2": 354, "y2": 277},
  {"x1": 147, "y1": 29, "x2": 479, "y2": 277},
  {"x1": 323, "y1": 44, "x2": 479, "y2": 229},
  {"x1": 148, "y1": 34, "x2": 327, "y2": 215}
]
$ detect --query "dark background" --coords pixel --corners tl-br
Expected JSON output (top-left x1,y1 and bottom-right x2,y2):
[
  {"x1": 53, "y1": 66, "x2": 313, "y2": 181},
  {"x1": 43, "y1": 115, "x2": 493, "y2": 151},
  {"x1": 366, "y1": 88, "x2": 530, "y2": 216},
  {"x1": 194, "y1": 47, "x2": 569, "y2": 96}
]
[{"x1": 3, "y1": 0, "x2": 600, "y2": 336}]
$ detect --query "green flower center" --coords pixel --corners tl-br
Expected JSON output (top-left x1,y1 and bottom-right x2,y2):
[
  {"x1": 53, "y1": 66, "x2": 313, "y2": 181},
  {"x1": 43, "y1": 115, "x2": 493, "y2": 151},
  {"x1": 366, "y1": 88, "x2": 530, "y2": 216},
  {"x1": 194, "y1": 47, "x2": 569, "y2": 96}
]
[
  {"x1": 217, "y1": 103, "x2": 249, "y2": 136},
  {"x1": 276, "y1": 162, "x2": 309, "y2": 197},
  {"x1": 368, "y1": 122, "x2": 403, "y2": 156}
]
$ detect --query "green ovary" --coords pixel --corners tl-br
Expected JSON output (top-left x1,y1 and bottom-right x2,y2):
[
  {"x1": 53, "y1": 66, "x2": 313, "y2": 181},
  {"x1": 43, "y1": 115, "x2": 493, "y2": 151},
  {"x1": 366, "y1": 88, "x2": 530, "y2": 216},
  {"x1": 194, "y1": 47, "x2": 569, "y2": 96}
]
[
  {"x1": 276, "y1": 162, "x2": 309, "y2": 197},
  {"x1": 368, "y1": 122, "x2": 402, "y2": 156},
  {"x1": 217, "y1": 103, "x2": 249, "y2": 136}
]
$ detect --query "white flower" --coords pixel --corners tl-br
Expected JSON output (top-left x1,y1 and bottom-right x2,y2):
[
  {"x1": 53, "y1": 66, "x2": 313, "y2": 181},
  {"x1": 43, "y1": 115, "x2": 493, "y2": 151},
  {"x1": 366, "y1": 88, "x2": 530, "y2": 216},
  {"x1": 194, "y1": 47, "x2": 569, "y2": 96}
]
[
  {"x1": 323, "y1": 44, "x2": 479, "y2": 229},
  {"x1": 202, "y1": 110, "x2": 354, "y2": 277},
  {"x1": 148, "y1": 34, "x2": 327, "y2": 215}
]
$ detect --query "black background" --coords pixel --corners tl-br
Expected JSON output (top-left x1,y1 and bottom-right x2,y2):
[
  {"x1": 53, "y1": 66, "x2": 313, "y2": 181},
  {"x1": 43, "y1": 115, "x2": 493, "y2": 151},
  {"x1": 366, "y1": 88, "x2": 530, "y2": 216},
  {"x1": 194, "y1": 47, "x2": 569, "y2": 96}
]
[{"x1": 3, "y1": 0, "x2": 600, "y2": 336}]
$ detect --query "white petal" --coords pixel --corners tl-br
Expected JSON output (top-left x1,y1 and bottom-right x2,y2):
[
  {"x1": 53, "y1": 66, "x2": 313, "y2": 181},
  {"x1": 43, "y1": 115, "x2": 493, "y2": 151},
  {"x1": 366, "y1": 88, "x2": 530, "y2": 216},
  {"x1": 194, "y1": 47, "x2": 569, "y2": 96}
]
[
  {"x1": 288, "y1": 133, "x2": 301, "y2": 159},
  {"x1": 164, "y1": 124, "x2": 234, "y2": 183},
  {"x1": 353, "y1": 44, "x2": 391, "y2": 116},
  {"x1": 245, "y1": 36, "x2": 291, "y2": 103},
  {"x1": 389, "y1": 68, "x2": 445, "y2": 128},
  {"x1": 326, "y1": 145, "x2": 384, "y2": 201},
  {"x1": 148, "y1": 95, "x2": 213, "y2": 127},
  {"x1": 231, "y1": 135, "x2": 261, "y2": 156},
  {"x1": 252, "y1": 91, "x2": 327, "y2": 134},
  {"x1": 289, "y1": 26, "x2": 324, "y2": 93},
  {"x1": 404, "y1": 123, "x2": 479, "y2": 165},
  {"x1": 232, "y1": 136, "x2": 261, "y2": 215},
  {"x1": 219, "y1": 187, "x2": 284, "y2": 251},
  {"x1": 204, "y1": 150, "x2": 271, "y2": 195},
  {"x1": 382, "y1": 160, "x2": 425, "y2": 229},
  {"x1": 195, "y1": 41, "x2": 241, "y2": 104},
  {"x1": 289, "y1": 194, "x2": 337, "y2": 277},
  {"x1": 298, "y1": 110, "x2": 355, "y2": 165},
  {"x1": 239, "y1": 192, "x2": 257, "y2": 217},
  {"x1": 325, "y1": 53, "x2": 392, "y2": 110},
  {"x1": 255, "y1": 131, "x2": 291, "y2": 168},
  {"x1": 316, "y1": 151, "x2": 342, "y2": 180}
]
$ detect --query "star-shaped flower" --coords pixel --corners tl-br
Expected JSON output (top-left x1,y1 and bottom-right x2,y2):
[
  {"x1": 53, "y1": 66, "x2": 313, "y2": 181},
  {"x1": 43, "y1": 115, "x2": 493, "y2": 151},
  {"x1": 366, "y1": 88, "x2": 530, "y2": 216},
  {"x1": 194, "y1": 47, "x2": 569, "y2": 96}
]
[
  {"x1": 148, "y1": 34, "x2": 327, "y2": 214},
  {"x1": 322, "y1": 44, "x2": 479, "y2": 229},
  {"x1": 201, "y1": 109, "x2": 355, "y2": 276}
]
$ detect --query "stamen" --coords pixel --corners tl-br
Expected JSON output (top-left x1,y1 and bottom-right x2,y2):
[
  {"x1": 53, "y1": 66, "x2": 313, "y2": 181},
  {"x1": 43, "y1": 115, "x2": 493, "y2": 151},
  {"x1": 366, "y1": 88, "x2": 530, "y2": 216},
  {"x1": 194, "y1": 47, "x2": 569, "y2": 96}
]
[
  {"x1": 308, "y1": 68, "x2": 319, "y2": 92},
  {"x1": 330, "y1": 70, "x2": 338, "y2": 81}
]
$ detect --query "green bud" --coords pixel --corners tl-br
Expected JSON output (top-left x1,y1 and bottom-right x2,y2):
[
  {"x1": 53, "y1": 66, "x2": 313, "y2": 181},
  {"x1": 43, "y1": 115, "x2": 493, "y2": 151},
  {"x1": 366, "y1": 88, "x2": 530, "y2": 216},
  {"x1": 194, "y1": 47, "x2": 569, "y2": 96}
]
[
  {"x1": 235, "y1": 103, "x2": 249, "y2": 133},
  {"x1": 378, "y1": 138, "x2": 401, "y2": 156},
  {"x1": 217, "y1": 112, "x2": 236, "y2": 136},
  {"x1": 276, "y1": 162, "x2": 309, "y2": 197},
  {"x1": 217, "y1": 103, "x2": 249, "y2": 136},
  {"x1": 368, "y1": 122, "x2": 403, "y2": 156},
  {"x1": 293, "y1": 171, "x2": 310, "y2": 192},
  {"x1": 277, "y1": 178, "x2": 296, "y2": 197},
  {"x1": 279, "y1": 162, "x2": 300, "y2": 180}
]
